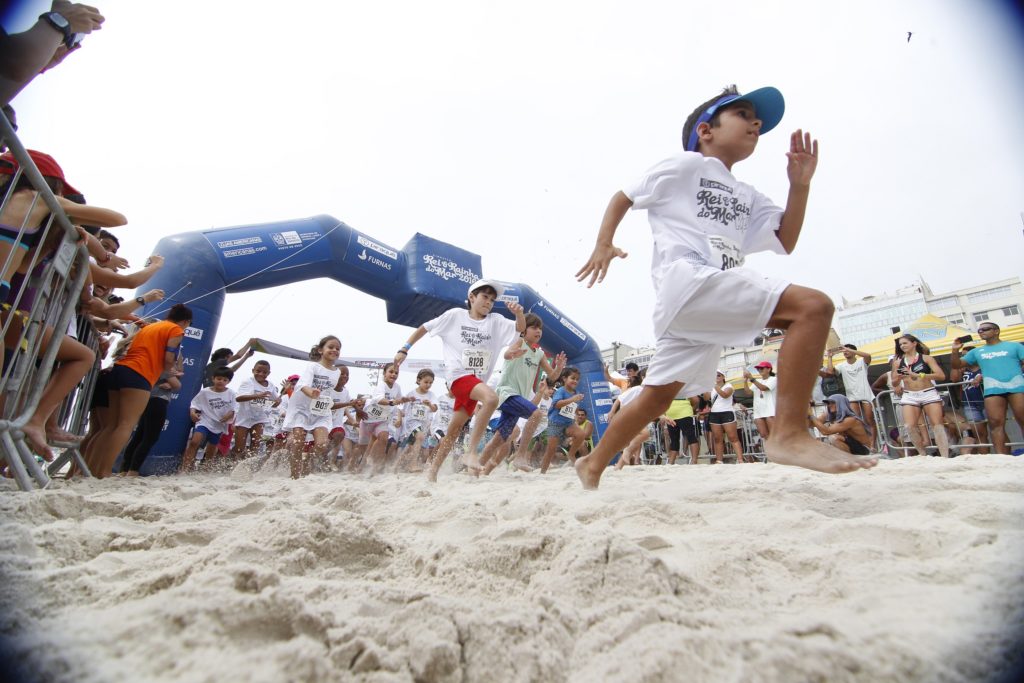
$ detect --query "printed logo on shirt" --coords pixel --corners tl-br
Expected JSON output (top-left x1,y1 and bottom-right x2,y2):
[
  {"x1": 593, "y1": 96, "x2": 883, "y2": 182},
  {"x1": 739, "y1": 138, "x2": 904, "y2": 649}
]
[
  {"x1": 696, "y1": 182, "x2": 752, "y2": 229},
  {"x1": 980, "y1": 350, "x2": 1010, "y2": 360},
  {"x1": 460, "y1": 326, "x2": 491, "y2": 346},
  {"x1": 700, "y1": 178, "x2": 733, "y2": 193}
]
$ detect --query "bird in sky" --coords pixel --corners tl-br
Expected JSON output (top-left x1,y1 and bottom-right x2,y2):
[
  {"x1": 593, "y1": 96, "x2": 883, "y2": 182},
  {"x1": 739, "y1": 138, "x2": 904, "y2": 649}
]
[{"x1": 907, "y1": 31, "x2": 913, "y2": 42}]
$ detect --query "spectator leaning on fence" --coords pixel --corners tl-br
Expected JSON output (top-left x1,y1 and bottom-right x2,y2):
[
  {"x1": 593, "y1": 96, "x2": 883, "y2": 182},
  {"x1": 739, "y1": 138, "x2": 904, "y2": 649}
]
[{"x1": 951, "y1": 324, "x2": 1024, "y2": 455}]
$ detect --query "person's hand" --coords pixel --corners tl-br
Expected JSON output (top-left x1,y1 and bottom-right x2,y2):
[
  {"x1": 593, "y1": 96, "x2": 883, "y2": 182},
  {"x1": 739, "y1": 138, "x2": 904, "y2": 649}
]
[
  {"x1": 142, "y1": 289, "x2": 164, "y2": 303},
  {"x1": 743, "y1": 370, "x2": 752, "y2": 380},
  {"x1": 506, "y1": 346, "x2": 527, "y2": 360},
  {"x1": 659, "y1": 417, "x2": 676, "y2": 427},
  {"x1": 146, "y1": 254, "x2": 165, "y2": 269},
  {"x1": 951, "y1": 339, "x2": 963, "y2": 353},
  {"x1": 970, "y1": 375, "x2": 983, "y2": 388},
  {"x1": 507, "y1": 301, "x2": 523, "y2": 316},
  {"x1": 572, "y1": 393, "x2": 584, "y2": 402},
  {"x1": 190, "y1": 411, "x2": 200, "y2": 423},
  {"x1": 52, "y1": 1, "x2": 105, "y2": 34},
  {"x1": 108, "y1": 254, "x2": 129, "y2": 271},
  {"x1": 97, "y1": 335, "x2": 110, "y2": 357},
  {"x1": 309, "y1": 388, "x2": 320, "y2": 398},
  {"x1": 786, "y1": 129, "x2": 818, "y2": 187},
  {"x1": 576, "y1": 242, "x2": 628, "y2": 288}
]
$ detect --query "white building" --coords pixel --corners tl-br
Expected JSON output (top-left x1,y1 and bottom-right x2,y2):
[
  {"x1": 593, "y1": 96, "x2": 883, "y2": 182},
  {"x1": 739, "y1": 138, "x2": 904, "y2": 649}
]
[{"x1": 836, "y1": 277, "x2": 1024, "y2": 347}]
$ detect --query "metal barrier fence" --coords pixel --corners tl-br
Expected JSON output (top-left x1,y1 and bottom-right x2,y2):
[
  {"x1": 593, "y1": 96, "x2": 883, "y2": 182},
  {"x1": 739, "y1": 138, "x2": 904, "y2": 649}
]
[
  {"x1": 0, "y1": 112, "x2": 95, "y2": 490},
  {"x1": 872, "y1": 380, "x2": 1022, "y2": 457}
]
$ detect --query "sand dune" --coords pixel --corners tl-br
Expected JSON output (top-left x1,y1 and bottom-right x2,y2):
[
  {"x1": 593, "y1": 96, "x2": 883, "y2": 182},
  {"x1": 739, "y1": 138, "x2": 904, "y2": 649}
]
[{"x1": 1, "y1": 456, "x2": 1023, "y2": 682}]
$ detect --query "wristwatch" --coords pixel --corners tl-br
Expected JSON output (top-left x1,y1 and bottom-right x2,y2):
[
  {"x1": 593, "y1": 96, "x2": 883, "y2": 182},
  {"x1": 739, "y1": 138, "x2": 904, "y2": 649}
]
[
  {"x1": 39, "y1": 12, "x2": 75, "y2": 49},
  {"x1": 135, "y1": 296, "x2": 145, "y2": 306}
]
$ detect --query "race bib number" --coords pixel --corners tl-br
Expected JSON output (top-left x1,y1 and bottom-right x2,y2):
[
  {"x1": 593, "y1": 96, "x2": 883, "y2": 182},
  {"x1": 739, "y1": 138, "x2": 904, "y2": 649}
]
[
  {"x1": 311, "y1": 397, "x2": 333, "y2": 417},
  {"x1": 411, "y1": 403, "x2": 428, "y2": 421},
  {"x1": 708, "y1": 235, "x2": 744, "y2": 271},
  {"x1": 559, "y1": 401, "x2": 578, "y2": 420},
  {"x1": 462, "y1": 349, "x2": 491, "y2": 377},
  {"x1": 366, "y1": 402, "x2": 387, "y2": 420},
  {"x1": 250, "y1": 398, "x2": 267, "y2": 409}
]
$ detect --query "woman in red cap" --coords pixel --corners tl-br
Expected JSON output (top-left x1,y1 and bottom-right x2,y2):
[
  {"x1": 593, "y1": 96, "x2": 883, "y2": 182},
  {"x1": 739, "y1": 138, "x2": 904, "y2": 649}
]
[
  {"x1": 744, "y1": 361, "x2": 777, "y2": 452},
  {"x1": 0, "y1": 149, "x2": 126, "y2": 302}
]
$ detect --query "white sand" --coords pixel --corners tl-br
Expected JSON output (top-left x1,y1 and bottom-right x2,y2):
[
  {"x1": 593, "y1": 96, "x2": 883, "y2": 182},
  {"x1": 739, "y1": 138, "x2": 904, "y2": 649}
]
[{"x1": 1, "y1": 456, "x2": 1023, "y2": 682}]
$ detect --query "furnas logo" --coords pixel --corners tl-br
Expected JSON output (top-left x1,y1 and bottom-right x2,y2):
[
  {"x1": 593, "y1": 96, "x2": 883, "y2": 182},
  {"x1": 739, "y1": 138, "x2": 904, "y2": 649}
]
[
  {"x1": 357, "y1": 249, "x2": 393, "y2": 271},
  {"x1": 184, "y1": 327, "x2": 204, "y2": 340}
]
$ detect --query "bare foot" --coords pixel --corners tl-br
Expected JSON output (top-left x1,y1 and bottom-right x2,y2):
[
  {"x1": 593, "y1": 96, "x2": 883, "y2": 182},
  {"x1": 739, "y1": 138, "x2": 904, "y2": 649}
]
[
  {"x1": 512, "y1": 457, "x2": 533, "y2": 473},
  {"x1": 425, "y1": 467, "x2": 439, "y2": 483},
  {"x1": 766, "y1": 435, "x2": 878, "y2": 473},
  {"x1": 21, "y1": 423, "x2": 53, "y2": 461},
  {"x1": 574, "y1": 455, "x2": 601, "y2": 490}
]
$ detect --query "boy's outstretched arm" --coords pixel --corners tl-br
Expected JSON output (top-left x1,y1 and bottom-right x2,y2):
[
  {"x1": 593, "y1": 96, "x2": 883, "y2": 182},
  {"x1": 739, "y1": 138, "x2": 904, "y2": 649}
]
[
  {"x1": 776, "y1": 130, "x2": 819, "y2": 254},
  {"x1": 576, "y1": 191, "x2": 632, "y2": 287}
]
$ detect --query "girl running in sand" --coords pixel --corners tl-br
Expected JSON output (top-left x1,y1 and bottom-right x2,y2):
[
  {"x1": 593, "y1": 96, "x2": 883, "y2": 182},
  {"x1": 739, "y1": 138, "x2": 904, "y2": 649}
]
[{"x1": 283, "y1": 336, "x2": 341, "y2": 479}]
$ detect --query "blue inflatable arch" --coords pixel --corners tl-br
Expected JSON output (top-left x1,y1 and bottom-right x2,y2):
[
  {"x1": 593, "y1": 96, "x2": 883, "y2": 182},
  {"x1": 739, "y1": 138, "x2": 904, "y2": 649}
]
[{"x1": 136, "y1": 215, "x2": 612, "y2": 474}]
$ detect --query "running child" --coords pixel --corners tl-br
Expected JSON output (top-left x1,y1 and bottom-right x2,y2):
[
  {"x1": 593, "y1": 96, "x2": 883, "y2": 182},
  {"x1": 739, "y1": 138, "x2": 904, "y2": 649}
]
[
  {"x1": 423, "y1": 388, "x2": 455, "y2": 467},
  {"x1": 180, "y1": 367, "x2": 236, "y2": 473},
  {"x1": 232, "y1": 360, "x2": 279, "y2": 461},
  {"x1": 361, "y1": 362, "x2": 412, "y2": 475},
  {"x1": 480, "y1": 313, "x2": 567, "y2": 473},
  {"x1": 326, "y1": 365, "x2": 363, "y2": 470},
  {"x1": 283, "y1": 336, "x2": 342, "y2": 479},
  {"x1": 395, "y1": 368, "x2": 438, "y2": 473},
  {"x1": 394, "y1": 279, "x2": 525, "y2": 481},
  {"x1": 539, "y1": 367, "x2": 589, "y2": 473},
  {"x1": 574, "y1": 84, "x2": 877, "y2": 489}
]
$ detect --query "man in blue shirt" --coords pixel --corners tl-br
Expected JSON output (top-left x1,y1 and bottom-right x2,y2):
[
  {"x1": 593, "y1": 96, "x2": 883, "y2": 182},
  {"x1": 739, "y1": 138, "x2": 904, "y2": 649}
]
[{"x1": 952, "y1": 323, "x2": 1024, "y2": 454}]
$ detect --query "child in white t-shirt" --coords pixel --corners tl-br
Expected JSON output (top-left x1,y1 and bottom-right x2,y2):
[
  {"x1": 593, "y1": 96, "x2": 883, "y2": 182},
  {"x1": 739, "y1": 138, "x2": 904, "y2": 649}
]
[
  {"x1": 326, "y1": 365, "x2": 363, "y2": 471},
  {"x1": 574, "y1": 85, "x2": 877, "y2": 489},
  {"x1": 283, "y1": 336, "x2": 342, "y2": 479},
  {"x1": 361, "y1": 362, "x2": 413, "y2": 475},
  {"x1": 423, "y1": 388, "x2": 455, "y2": 465},
  {"x1": 180, "y1": 367, "x2": 237, "y2": 473},
  {"x1": 394, "y1": 279, "x2": 525, "y2": 482},
  {"x1": 231, "y1": 360, "x2": 280, "y2": 461},
  {"x1": 395, "y1": 368, "x2": 438, "y2": 473}
]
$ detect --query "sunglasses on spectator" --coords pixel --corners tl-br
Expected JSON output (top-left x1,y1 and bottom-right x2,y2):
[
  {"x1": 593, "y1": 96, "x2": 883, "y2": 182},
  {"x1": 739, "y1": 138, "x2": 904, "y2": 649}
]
[{"x1": 977, "y1": 326, "x2": 997, "y2": 332}]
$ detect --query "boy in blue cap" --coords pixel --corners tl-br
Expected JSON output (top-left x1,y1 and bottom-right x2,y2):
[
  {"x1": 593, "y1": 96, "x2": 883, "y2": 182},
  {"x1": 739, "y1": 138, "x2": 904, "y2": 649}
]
[{"x1": 575, "y1": 85, "x2": 878, "y2": 489}]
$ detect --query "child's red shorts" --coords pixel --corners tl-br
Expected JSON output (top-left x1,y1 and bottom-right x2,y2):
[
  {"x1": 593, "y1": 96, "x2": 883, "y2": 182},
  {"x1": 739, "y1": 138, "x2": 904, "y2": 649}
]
[{"x1": 450, "y1": 374, "x2": 482, "y2": 416}]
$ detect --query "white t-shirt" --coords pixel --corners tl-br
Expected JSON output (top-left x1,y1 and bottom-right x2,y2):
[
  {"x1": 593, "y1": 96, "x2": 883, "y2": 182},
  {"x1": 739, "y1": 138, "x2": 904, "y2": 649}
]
[
  {"x1": 290, "y1": 362, "x2": 341, "y2": 417},
  {"x1": 235, "y1": 377, "x2": 279, "y2": 425},
  {"x1": 623, "y1": 152, "x2": 787, "y2": 338},
  {"x1": 709, "y1": 387, "x2": 735, "y2": 413},
  {"x1": 332, "y1": 387, "x2": 353, "y2": 429},
  {"x1": 190, "y1": 387, "x2": 237, "y2": 433},
  {"x1": 751, "y1": 375, "x2": 777, "y2": 419},
  {"x1": 618, "y1": 385, "x2": 643, "y2": 409},
  {"x1": 431, "y1": 394, "x2": 455, "y2": 434},
  {"x1": 836, "y1": 357, "x2": 873, "y2": 402},
  {"x1": 403, "y1": 388, "x2": 437, "y2": 427},
  {"x1": 365, "y1": 381, "x2": 404, "y2": 423},
  {"x1": 422, "y1": 308, "x2": 518, "y2": 385}
]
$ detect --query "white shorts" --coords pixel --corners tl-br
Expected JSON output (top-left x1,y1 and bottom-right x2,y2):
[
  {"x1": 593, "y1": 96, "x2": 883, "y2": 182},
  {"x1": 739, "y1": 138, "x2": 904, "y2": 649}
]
[
  {"x1": 233, "y1": 414, "x2": 270, "y2": 430},
  {"x1": 645, "y1": 267, "x2": 788, "y2": 395},
  {"x1": 282, "y1": 402, "x2": 332, "y2": 433},
  {"x1": 359, "y1": 420, "x2": 389, "y2": 445},
  {"x1": 900, "y1": 387, "x2": 942, "y2": 408}
]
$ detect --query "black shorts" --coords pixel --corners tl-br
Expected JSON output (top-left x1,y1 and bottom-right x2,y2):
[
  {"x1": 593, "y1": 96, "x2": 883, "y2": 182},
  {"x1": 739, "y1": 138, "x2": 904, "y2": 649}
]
[
  {"x1": 667, "y1": 417, "x2": 698, "y2": 450},
  {"x1": 708, "y1": 411, "x2": 736, "y2": 426},
  {"x1": 842, "y1": 434, "x2": 871, "y2": 456},
  {"x1": 109, "y1": 364, "x2": 153, "y2": 392}
]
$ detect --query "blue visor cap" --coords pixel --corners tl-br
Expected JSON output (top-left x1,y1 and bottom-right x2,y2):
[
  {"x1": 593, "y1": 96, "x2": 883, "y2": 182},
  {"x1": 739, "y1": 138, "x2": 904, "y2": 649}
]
[{"x1": 684, "y1": 86, "x2": 785, "y2": 152}]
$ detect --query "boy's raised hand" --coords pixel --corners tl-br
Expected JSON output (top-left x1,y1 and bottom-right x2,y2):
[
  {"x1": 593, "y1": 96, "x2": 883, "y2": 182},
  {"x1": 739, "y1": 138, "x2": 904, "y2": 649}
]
[
  {"x1": 786, "y1": 129, "x2": 819, "y2": 187},
  {"x1": 576, "y1": 243, "x2": 628, "y2": 288}
]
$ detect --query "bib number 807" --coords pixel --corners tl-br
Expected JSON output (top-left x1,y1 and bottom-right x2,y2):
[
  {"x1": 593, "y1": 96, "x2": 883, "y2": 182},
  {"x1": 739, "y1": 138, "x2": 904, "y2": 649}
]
[{"x1": 721, "y1": 254, "x2": 740, "y2": 270}]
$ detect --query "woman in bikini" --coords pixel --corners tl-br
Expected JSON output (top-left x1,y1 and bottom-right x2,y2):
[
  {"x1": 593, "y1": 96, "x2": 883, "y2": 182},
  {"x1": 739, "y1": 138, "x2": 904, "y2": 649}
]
[{"x1": 890, "y1": 334, "x2": 950, "y2": 458}]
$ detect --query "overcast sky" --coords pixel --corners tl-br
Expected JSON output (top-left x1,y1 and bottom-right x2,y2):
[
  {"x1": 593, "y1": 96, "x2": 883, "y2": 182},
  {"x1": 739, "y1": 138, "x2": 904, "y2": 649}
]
[{"x1": 6, "y1": 0, "x2": 1024, "y2": 395}]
